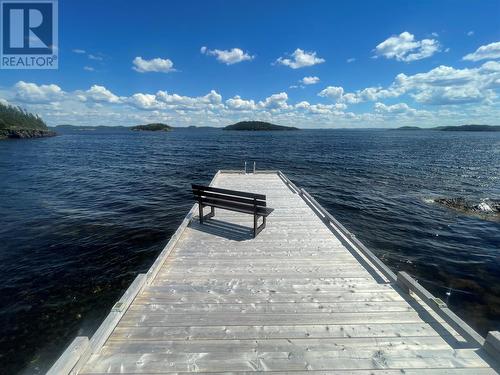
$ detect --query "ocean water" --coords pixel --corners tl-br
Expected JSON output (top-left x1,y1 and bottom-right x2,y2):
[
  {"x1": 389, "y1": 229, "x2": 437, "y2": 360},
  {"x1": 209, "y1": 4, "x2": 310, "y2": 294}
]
[{"x1": 0, "y1": 128, "x2": 499, "y2": 374}]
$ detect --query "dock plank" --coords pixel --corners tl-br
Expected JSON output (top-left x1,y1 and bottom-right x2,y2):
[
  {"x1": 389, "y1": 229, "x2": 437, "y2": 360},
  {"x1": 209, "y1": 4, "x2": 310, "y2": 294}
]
[{"x1": 77, "y1": 172, "x2": 498, "y2": 374}]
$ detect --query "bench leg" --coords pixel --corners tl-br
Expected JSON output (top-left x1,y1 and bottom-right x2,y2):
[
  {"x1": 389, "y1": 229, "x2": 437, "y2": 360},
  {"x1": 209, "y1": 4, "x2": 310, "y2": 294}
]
[
  {"x1": 205, "y1": 206, "x2": 215, "y2": 220},
  {"x1": 199, "y1": 205, "x2": 215, "y2": 224},
  {"x1": 254, "y1": 214, "x2": 258, "y2": 238},
  {"x1": 199, "y1": 203, "x2": 204, "y2": 224},
  {"x1": 253, "y1": 215, "x2": 266, "y2": 238}
]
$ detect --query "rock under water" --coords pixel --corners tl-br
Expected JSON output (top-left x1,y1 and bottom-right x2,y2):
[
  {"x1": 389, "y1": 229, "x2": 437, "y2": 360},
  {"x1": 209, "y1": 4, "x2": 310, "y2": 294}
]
[{"x1": 434, "y1": 197, "x2": 500, "y2": 219}]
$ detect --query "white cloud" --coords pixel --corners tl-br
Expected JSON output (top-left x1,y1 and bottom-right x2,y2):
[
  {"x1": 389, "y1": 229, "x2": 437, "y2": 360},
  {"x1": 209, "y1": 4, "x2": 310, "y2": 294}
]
[
  {"x1": 3, "y1": 58, "x2": 499, "y2": 129},
  {"x1": 295, "y1": 101, "x2": 310, "y2": 110},
  {"x1": 14, "y1": 81, "x2": 64, "y2": 103},
  {"x1": 83, "y1": 85, "x2": 121, "y2": 103},
  {"x1": 318, "y1": 86, "x2": 344, "y2": 100},
  {"x1": 128, "y1": 93, "x2": 163, "y2": 110},
  {"x1": 258, "y1": 92, "x2": 289, "y2": 110},
  {"x1": 301, "y1": 76, "x2": 320, "y2": 85},
  {"x1": 346, "y1": 57, "x2": 356, "y2": 63},
  {"x1": 318, "y1": 85, "x2": 401, "y2": 104},
  {"x1": 411, "y1": 86, "x2": 486, "y2": 105},
  {"x1": 201, "y1": 47, "x2": 254, "y2": 65},
  {"x1": 295, "y1": 101, "x2": 347, "y2": 114},
  {"x1": 467, "y1": 31, "x2": 475, "y2": 37},
  {"x1": 226, "y1": 96, "x2": 257, "y2": 110},
  {"x1": 276, "y1": 49, "x2": 325, "y2": 69},
  {"x1": 83, "y1": 66, "x2": 95, "y2": 71},
  {"x1": 156, "y1": 90, "x2": 222, "y2": 108},
  {"x1": 72, "y1": 49, "x2": 86, "y2": 54},
  {"x1": 316, "y1": 60, "x2": 500, "y2": 106},
  {"x1": 132, "y1": 56, "x2": 176, "y2": 73},
  {"x1": 127, "y1": 90, "x2": 223, "y2": 111},
  {"x1": 374, "y1": 102, "x2": 416, "y2": 114},
  {"x1": 374, "y1": 31, "x2": 440, "y2": 62},
  {"x1": 395, "y1": 62, "x2": 500, "y2": 104},
  {"x1": 88, "y1": 54, "x2": 103, "y2": 61},
  {"x1": 463, "y1": 41, "x2": 500, "y2": 62}
]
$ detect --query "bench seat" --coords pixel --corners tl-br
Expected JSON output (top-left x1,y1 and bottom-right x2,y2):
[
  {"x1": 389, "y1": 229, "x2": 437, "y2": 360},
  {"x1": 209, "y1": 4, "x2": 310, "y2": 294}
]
[{"x1": 192, "y1": 184, "x2": 274, "y2": 237}]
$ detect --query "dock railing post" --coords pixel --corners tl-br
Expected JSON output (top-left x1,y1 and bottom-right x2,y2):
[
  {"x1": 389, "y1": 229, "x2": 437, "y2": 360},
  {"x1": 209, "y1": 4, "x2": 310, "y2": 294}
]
[
  {"x1": 253, "y1": 161, "x2": 256, "y2": 174},
  {"x1": 244, "y1": 161, "x2": 247, "y2": 174}
]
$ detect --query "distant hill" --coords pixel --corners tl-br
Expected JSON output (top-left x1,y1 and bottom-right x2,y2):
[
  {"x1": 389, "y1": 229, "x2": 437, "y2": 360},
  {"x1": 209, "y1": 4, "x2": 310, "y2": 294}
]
[
  {"x1": 0, "y1": 103, "x2": 55, "y2": 139},
  {"x1": 54, "y1": 124, "x2": 130, "y2": 132},
  {"x1": 390, "y1": 126, "x2": 421, "y2": 131},
  {"x1": 224, "y1": 121, "x2": 299, "y2": 131},
  {"x1": 392, "y1": 124, "x2": 500, "y2": 132},
  {"x1": 131, "y1": 123, "x2": 172, "y2": 132},
  {"x1": 439, "y1": 125, "x2": 500, "y2": 131}
]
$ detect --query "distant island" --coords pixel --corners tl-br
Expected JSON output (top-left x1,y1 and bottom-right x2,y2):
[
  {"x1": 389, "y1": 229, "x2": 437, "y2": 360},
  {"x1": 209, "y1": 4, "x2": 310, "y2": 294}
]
[
  {"x1": 224, "y1": 121, "x2": 299, "y2": 131},
  {"x1": 53, "y1": 124, "x2": 131, "y2": 132},
  {"x1": 391, "y1": 126, "x2": 422, "y2": 131},
  {"x1": 0, "y1": 103, "x2": 55, "y2": 139},
  {"x1": 392, "y1": 124, "x2": 500, "y2": 132},
  {"x1": 131, "y1": 123, "x2": 172, "y2": 132}
]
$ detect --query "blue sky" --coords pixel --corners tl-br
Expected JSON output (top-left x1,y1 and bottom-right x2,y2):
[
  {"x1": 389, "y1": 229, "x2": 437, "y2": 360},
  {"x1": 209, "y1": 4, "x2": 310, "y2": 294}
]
[{"x1": 1, "y1": 0, "x2": 500, "y2": 127}]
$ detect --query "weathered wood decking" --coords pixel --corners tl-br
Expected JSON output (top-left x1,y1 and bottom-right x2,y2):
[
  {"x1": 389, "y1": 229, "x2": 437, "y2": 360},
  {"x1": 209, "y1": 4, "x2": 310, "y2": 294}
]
[{"x1": 50, "y1": 171, "x2": 499, "y2": 374}]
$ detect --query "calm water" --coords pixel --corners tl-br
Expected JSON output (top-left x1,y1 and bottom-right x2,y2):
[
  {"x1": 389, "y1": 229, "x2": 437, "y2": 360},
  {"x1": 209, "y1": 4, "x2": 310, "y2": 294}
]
[{"x1": 0, "y1": 128, "x2": 499, "y2": 374}]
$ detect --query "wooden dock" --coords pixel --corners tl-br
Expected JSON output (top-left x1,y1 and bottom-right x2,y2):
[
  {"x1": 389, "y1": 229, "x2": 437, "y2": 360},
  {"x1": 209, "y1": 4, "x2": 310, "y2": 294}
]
[{"x1": 49, "y1": 171, "x2": 499, "y2": 374}]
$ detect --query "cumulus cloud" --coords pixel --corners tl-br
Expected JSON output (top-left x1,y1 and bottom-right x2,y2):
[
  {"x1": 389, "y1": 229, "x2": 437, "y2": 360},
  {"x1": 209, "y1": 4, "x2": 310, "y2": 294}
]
[
  {"x1": 301, "y1": 76, "x2": 320, "y2": 85},
  {"x1": 463, "y1": 41, "x2": 500, "y2": 61},
  {"x1": 276, "y1": 49, "x2": 325, "y2": 69},
  {"x1": 467, "y1": 31, "x2": 475, "y2": 37},
  {"x1": 316, "y1": 60, "x2": 500, "y2": 106},
  {"x1": 295, "y1": 101, "x2": 347, "y2": 114},
  {"x1": 72, "y1": 49, "x2": 86, "y2": 54},
  {"x1": 318, "y1": 86, "x2": 344, "y2": 100},
  {"x1": 374, "y1": 102, "x2": 416, "y2": 114},
  {"x1": 4, "y1": 56, "x2": 499, "y2": 129},
  {"x1": 132, "y1": 56, "x2": 176, "y2": 73},
  {"x1": 127, "y1": 90, "x2": 223, "y2": 111},
  {"x1": 14, "y1": 81, "x2": 64, "y2": 103},
  {"x1": 258, "y1": 92, "x2": 289, "y2": 110},
  {"x1": 394, "y1": 62, "x2": 500, "y2": 104},
  {"x1": 201, "y1": 47, "x2": 254, "y2": 65},
  {"x1": 374, "y1": 31, "x2": 440, "y2": 62},
  {"x1": 83, "y1": 85, "x2": 121, "y2": 103},
  {"x1": 346, "y1": 57, "x2": 356, "y2": 63},
  {"x1": 225, "y1": 96, "x2": 257, "y2": 110},
  {"x1": 318, "y1": 85, "x2": 401, "y2": 104},
  {"x1": 128, "y1": 93, "x2": 163, "y2": 110}
]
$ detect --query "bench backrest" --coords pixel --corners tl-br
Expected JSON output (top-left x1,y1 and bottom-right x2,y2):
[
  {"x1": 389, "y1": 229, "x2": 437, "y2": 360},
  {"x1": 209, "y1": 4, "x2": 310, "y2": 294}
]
[{"x1": 192, "y1": 184, "x2": 266, "y2": 208}]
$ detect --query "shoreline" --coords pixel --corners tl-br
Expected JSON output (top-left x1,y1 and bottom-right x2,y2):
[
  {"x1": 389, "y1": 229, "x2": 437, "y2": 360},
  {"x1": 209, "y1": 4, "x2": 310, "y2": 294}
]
[{"x1": 0, "y1": 129, "x2": 57, "y2": 140}]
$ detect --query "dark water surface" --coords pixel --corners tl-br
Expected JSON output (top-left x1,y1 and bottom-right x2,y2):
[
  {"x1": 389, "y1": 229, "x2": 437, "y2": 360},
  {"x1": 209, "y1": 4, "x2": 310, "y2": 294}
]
[{"x1": 0, "y1": 128, "x2": 499, "y2": 374}]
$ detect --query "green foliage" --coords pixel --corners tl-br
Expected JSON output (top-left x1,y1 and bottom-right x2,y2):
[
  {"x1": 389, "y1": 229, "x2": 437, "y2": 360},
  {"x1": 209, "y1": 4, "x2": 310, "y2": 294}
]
[
  {"x1": 224, "y1": 121, "x2": 299, "y2": 131},
  {"x1": 0, "y1": 102, "x2": 48, "y2": 130},
  {"x1": 131, "y1": 123, "x2": 172, "y2": 131},
  {"x1": 439, "y1": 125, "x2": 500, "y2": 131}
]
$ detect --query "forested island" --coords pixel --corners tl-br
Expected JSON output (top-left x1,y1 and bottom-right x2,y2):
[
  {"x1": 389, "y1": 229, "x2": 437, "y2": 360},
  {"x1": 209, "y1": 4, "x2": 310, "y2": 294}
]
[
  {"x1": 392, "y1": 125, "x2": 500, "y2": 131},
  {"x1": 0, "y1": 103, "x2": 55, "y2": 139},
  {"x1": 131, "y1": 123, "x2": 172, "y2": 132},
  {"x1": 224, "y1": 121, "x2": 299, "y2": 131}
]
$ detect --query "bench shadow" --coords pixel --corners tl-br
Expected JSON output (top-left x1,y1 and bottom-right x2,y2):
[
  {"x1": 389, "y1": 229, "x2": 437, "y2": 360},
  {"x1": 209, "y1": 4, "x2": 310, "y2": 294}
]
[{"x1": 189, "y1": 217, "x2": 253, "y2": 241}]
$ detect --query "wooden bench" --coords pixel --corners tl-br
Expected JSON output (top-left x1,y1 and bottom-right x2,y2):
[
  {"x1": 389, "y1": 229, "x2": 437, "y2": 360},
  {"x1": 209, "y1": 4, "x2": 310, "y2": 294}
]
[{"x1": 192, "y1": 184, "x2": 274, "y2": 237}]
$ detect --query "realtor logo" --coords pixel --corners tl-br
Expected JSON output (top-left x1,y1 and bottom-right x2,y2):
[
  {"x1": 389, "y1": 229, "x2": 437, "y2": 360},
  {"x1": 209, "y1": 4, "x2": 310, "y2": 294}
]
[{"x1": 1, "y1": 0, "x2": 58, "y2": 69}]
